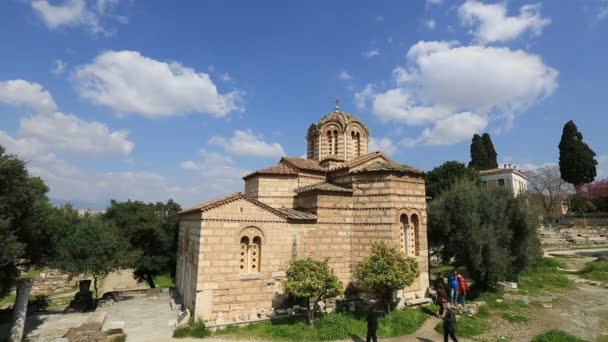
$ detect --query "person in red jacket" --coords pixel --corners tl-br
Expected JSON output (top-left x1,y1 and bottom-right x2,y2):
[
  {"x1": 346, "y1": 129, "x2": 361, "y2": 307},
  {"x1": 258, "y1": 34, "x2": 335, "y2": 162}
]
[{"x1": 456, "y1": 273, "x2": 469, "y2": 305}]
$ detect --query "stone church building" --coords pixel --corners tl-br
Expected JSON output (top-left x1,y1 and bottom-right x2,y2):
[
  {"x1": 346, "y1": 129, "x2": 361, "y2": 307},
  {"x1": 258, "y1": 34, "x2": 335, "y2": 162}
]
[{"x1": 175, "y1": 108, "x2": 429, "y2": 325}]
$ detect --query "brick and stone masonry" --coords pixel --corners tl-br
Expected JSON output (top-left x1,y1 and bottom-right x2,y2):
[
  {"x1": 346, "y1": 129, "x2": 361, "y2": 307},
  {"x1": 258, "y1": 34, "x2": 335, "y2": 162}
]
[{"x1": 175, "y1": 108, "x2": 430, "y2": 326}]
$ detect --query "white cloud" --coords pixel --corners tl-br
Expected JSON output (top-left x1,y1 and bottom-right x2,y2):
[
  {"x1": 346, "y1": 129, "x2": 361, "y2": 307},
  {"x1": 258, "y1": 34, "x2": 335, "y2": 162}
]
[
  {"x1": 180, "y1": 160, "x2": 199, "y2": 170},
  {"x1": 426, "y1": 0, "x2": 442, "y2": 6},
  {"x1": 598, "y1": 2, "x2": 608, "y2": 22},
  {"x1": 209, "y1": 130, "x2": 285, "y2": 158},
  {"x1": 354, "y1": 84, "x2": 375, "y2": 110},
  {"x1": 180, "y1": 150, "x2": 249, "y2": 196},
  {"x1": 51, "y1": 59, "x2": 67, "y2": 75},
  {"x1": 338, "y1": 70, "x2": 353, "y2": 80},
  {"x1": 30, "y1": 0, "x2": 124, "y2": 36},
  {"x1": 364, "y1": 41, "x2": 557, "y2": 145},
  {"x1": 220, "y1": 73, "x2": 232, "y2": 82},
  {"x1": 515, "y1": 161, "x2": 557, "y2": 172},
  {"x1": 458, "y1": 1, "x2": 551, "y2": 43},
  {"x1": 425, "y1": 19, "x2": 436, "y2": 30},
  {"x1": 20, "y1": 112, "x2": 133, "y2": 156},
  {"x1": 363, "y1": 49, "x2": 380, "y2": 58},
  {"x1": 0, "y1": 79, "x2": 58, "y2": 114},
  {"x1": 74, "y1": 50, "x2": 244, "y2": 118},
  {"x1": 369, "y1": 137, "x2": 396, "y2": 155}
]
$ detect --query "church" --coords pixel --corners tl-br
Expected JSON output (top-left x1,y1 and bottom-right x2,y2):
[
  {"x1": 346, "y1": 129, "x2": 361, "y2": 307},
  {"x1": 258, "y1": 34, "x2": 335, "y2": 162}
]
[{"x1": 175, "y1": 105, "x2": 429, "y2": 325}]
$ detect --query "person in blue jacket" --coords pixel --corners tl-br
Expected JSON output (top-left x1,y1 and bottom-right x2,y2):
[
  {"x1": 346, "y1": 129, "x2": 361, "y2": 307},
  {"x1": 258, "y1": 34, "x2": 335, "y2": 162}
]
[{"x1": 447, "y1": 270, "x2": 460, "y2": 305}]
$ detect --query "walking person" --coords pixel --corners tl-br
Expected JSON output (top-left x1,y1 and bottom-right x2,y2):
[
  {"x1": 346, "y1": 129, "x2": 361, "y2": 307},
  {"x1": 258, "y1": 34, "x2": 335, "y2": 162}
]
[
  {"x1": 366, "y1": 300, "x2": 379, "y2": 342},
  {"x1": 442, "y1": 303, "x2": 459, "y2": 342},
  {"x1": 457, "y1": 273, "x2": 469, "y2": 305},
  {"x1": 448, "y1": 270, "x2": 460, "y2": 305},
  {"x1": 436, "y1": 286, "x2": 448, "y2": 317}
]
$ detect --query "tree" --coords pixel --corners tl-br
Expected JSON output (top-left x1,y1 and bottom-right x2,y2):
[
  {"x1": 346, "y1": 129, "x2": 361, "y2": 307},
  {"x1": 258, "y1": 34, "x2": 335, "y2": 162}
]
[
  {"x1": 425, "y1": 161, "x2": 481, "y2": 200},
  {"x1": 285, "y1": 258, "x2": 343, "y2": 325},
  {"x1": 468, "y1": 134, "x2": 489, "y2": 170},
  {"x1": 481, "y1": 133, "x2": 498, "y2": 169},
  {"x1": 355, "y1": 241, "x2": 419, "y2": 312},
  {"x1": 580, "y1": 180, "x2": 608, "y2": 212},
  {"x1": 428, "y1": 181, "x2": 541, "y2": 288},
  {"x1": 0, "y1": 146, "x2": 51, "y2": 296},
  {"x1": 568, "y1": 193, "x2": 596, "y2": 214},
  {"x1": 52, "y1": 213, "x2": 134, "y2": 299},
  {"x1": 558, "y1": 120, "x2": 597, "y2": 191},
  {"x1": 104, "y1": 200, "x2": 181, "y2": 288},
  {"x1": 525, "y1": 166, "x2": 574, "y2": 221}
]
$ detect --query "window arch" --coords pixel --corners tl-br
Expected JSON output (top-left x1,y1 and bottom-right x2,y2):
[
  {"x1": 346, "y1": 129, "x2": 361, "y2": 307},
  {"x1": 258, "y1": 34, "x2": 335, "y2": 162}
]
[
  {"x1": 327, "y1": 131, "x2": 333, "y2": 155},
  {"x1": 333, "y1": 130, "x2": 339, "y2": 155},
  {"x1": 411, "y1": 213, "x2": 420, "y2": 257},
  {"x1": 239, "y1": 227, "x2": 263, "y2": 273},
  {"x1": 399, "y1": 214, "x2": 409, "y2": 255}
]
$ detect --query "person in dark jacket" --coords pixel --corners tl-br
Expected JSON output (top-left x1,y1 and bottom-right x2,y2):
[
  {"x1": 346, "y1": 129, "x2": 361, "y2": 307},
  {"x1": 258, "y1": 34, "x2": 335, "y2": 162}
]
[
  {"x1": 442, "y1": 303, "x2": 459, "y2": 342},
  {"x1": 366, "y1": 300, "x2": 379, "y2": 342}
]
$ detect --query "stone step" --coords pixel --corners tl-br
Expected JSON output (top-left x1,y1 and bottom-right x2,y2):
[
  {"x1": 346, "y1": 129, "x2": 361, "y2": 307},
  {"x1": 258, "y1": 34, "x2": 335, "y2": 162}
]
[{"x1": 404, "y1": 298, "x2": 433, "y2": 307}]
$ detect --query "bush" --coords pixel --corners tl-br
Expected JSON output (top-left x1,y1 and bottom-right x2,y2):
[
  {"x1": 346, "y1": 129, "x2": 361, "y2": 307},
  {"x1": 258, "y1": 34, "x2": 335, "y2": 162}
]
[
  {"x1": 531, "y1": 329, "x2": 587, "y2": 342},
  {"x1": 173, "y1": 320, "x2": 210, "y2": 338}
]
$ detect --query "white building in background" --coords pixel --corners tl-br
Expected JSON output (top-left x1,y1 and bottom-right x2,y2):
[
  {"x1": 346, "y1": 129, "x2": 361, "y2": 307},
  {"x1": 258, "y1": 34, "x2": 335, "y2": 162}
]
[{"x1": 479, "y1": 164, "x2": 528, "y2": 196}]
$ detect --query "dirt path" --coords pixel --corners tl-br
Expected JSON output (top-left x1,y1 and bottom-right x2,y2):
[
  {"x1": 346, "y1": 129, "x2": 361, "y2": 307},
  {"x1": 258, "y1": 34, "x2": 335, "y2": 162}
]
[{"x1": 99, "y1": 269, "x2": 149, "y2": 296}]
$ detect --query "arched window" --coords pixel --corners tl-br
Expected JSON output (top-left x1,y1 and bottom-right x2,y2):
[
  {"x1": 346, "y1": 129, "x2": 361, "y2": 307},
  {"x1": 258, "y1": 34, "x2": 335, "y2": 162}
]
[
  {"x1": 399, "y1": 214, "x2": 409, "y2": 255},
  {"x1": 355, "y1": 132, "x2": 361, "y2": 156},
  {"x1": 239, "y1": 228, "x2": 263, "y2": 273},
  {"x1": 333, "y1": 130, "x2": 339, "y2": 155},
  {"x1": 411, "y1": 214, "x2": 420, "y2": 256},
  {"x1": 327, "y1": 131, "x2": 333, "y2": 155}
]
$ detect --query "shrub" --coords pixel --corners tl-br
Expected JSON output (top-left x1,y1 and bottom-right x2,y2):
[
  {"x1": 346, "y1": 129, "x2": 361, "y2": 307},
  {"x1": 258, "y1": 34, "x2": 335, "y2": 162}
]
[
  {"x1": 173, "y1": 320, "x2": 210, "y2": 338},
  {"x1": 531, "y1": 329, "x2": 588, "y2": 342}
]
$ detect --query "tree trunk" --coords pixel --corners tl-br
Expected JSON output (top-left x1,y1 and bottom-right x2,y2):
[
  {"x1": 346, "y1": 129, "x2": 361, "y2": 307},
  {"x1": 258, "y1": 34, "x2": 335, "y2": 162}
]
[
  {"x1": 146, "y1": 273, "x2": 156, "y2": 289},
  {"x1": 93, "y1": 274, "x2": 99, "y2": 300}
]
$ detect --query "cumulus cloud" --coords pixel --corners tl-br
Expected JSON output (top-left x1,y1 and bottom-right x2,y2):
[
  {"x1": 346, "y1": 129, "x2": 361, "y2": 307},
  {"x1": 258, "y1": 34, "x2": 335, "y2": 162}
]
[
  {"x1": 51, "y1": 59, "x2": 67, "y2": 75},
  {"x1": 0, "y1": 79, "x2": 57, "y2": 114},
  {"x1": 180, "y1": 149, "x2": 249, "y2": 195},
  {"x1": 458, "y1": 1, "x2": 551, "y2": 43},
  {"x1": 339, "y1": 71, "x2": 353, "y2": 80},
  {"x1": 30, "y1": 0, "x2": 125, "y2": 36},
  {"x1": 74, "y1": 50, "x2": 244, "y2": 118},
  {"x1": 362, "y1": 40, "x2": 557, "y2": 145},
  {"x1": 363, "y1": 49, "x2": 380, "y2": 58},
  {"x1": 209, "y1": 130, "x2": 285, "y2": 158},
  {"x1": 369, "y1": 137, "x2": 396, "y2": 155},
  {"x1": 20, "y1": 112, "x2": 134, "y2": 156}
]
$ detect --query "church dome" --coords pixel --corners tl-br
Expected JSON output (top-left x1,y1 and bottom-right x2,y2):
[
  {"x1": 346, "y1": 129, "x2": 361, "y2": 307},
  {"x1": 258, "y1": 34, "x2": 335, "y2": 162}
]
[{"x1": 316, "y1": 111, "x2": 369, "y2": 133}]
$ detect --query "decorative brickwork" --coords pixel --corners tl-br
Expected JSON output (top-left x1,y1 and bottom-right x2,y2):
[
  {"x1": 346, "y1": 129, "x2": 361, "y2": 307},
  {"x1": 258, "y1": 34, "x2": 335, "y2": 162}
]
[{"x1": 176, "y1": 110, "x2": 429, "y2": 325}]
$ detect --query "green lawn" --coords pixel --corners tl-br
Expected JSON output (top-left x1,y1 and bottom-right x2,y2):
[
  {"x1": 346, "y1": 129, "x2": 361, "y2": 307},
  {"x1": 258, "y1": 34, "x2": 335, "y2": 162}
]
[
  {"x1": 578, "y1": 260, "x2": 608, "y2": 283},
  {"x1": 517, "y1": 258, "x2": 573, "y2": 295},
  {"x1": 177, "y1": 308, "x2": 428, "y2": 341},
  {"x1": 530, "y1": 329, "x2": 588, "y2": 342},
  {"x1": 153, "y1": 275, "x2": 175, "y2": 288}
]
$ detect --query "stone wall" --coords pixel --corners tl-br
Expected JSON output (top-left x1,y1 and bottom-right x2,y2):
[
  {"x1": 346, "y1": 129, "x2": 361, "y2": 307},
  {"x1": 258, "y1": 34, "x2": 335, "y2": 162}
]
[{"x1": 538, "y1": 226, "x2": 608, "y2": 245}]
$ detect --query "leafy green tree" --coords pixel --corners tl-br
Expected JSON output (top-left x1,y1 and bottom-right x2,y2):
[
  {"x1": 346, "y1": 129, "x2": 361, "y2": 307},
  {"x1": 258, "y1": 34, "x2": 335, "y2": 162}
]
[
  {"x1": 559, "y1": 120, "x2": 597, "y2": 191},
  {"x1": 425, "y1": 161, "x2": 481, "y2": 200},
  {"x1": 568, "y1": 193, "x2": 596, "y2": 214},
  {"x1": 104, "y1": 200, "x2": 181, "y2": 288},
  {"x1": 468, "y1": 134, "x2": 489, "y2": 170},
  {"x1": 481, "y1": 133, "x2": 499, "y2": 169},
  {"x1": 285, "y1": 258, "x2": 343, "y2": 325},
  {"x1": 0, "y1": 146, "x2": 51, "y2": 296},
  {"x1": 52, "y1": 213, "x2": 134, "y2": 299},
  {"x1": 428, "y1": 181, "x2": 541, "y2": 288},
  {"x1": 355, "y1": 241, "x2": 419, "y2": 313}
]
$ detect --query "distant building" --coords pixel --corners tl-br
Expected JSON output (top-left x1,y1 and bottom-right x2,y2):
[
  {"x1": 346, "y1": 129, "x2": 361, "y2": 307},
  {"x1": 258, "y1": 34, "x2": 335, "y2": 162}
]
[{"x1": 479, "y1": 164, "x2": 528, "y2": 196}]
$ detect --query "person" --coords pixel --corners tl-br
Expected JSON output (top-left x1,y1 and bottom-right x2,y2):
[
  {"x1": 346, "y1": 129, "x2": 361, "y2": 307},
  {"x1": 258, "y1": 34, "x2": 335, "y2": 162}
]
[
  {"x1": 457, "y1": 273, "x2": 469, "y2": 305},
  {"x1": 442, "y1": 303, "x2": 459, "y2": 342},
  {"x1": 436, "y1": 286, "x2": 448, "y2": 317},
  {"x1": 448, "y1": 270, "x2": 459, "y2": 305},
  {"x1": 366, "y1": 300, "x2": 379, "y2": 342},
  {"x1": 433, "y1": 273, "x2": 446, "y2": 292}
]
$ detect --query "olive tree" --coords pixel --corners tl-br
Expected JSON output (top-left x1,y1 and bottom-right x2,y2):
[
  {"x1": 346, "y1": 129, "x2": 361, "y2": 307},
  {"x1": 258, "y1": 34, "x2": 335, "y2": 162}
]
[{"x1": 285, "y1": 258, "x2": 343, "y2": 326}]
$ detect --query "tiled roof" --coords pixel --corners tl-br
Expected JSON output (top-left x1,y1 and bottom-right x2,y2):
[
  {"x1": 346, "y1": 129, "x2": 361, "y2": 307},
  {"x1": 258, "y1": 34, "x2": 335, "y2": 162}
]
[
  {"x1": 243, "y1": 163, "x2": 298, "y2": 179},
  {"x1": 479, "y1": 168, "x2": 528, "y2": 179},
  {"x1": 328, "y1": 151, "x2": 383, "y2": 171},
  {"x1": 179, "y1": 192, "x2": 317, "y2": 221},
  {"x1": 351, "y1": 161, "x2": 425, "y2": 175},
  {"x1": 274, "y1": 207, "x2": 317, "y2": 220},
  {"x1": 295, "y1": 182, "x2": 353, "y2": 194},
  {"x1": 281, "y1": 157, "x2": 326, "y2": 172}
]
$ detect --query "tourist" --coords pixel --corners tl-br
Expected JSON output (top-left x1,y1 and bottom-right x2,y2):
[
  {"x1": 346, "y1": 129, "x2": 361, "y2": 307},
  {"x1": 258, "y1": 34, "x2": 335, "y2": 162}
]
[
  {"x1": 433, "y1": 273, "x2": 446, "y2": 292},
  {"x1": 457, "y1": 273, "x2": 469, "y2": 305},
  {"x1": 442, "y1": 303, "x2": 459, "y2": 342},
  {"x1": 448, "y1": 270, "x2": 460, "y2": 305},
  {"x1": 366, "y1": 300, "x2": 379, "y2": 342},
  {"x1": 436, "y1": 286, "x2": 448, "y2": 317}
]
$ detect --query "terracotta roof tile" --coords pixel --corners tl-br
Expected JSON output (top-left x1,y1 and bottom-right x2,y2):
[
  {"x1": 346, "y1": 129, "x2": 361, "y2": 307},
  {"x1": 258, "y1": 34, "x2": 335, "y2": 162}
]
[
  {"x1": 281, "y1": 157, "x2": 326, "y2": 172},
  {"x1": 351, "y1": 161, "x2": 425, "y2": 175},
  {"x1": 328, "y1": 152, "x2": 383, "y2": 171},
  {"x1": 243, "y1": 163, "x2": 298, "y2": 179},
  {"x1": 274, "y1": 207, "x2": 317, "y2": 220},
  {"x1": 295, "y1": 182, "x2": 353, "y2": 193}
]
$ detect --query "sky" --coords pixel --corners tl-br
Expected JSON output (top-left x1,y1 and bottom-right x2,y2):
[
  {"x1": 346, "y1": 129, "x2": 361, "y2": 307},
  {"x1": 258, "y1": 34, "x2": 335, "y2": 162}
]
[{"x1": 1, "y1": 0, "x2": 607, "y2": 210}]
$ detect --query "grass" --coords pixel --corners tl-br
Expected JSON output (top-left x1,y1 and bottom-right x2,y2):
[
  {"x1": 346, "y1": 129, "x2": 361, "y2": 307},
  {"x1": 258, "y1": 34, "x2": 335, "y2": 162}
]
[
  {"x1": 201, "y1": 308, "x2": 428, "y2": 341},
  {"x1": 174, "y1": 320, "x2": 211, "y2": 338},
  {"x1": 578, "y1": 260, "x2": 608, "y2": 283},
  {"x1": 153, "y1": 275, "x2": 175, "y2": 288},
  {"x1": 434, "y1": 315, "x2": 488, "y2": 338},
  {"x1": 501, "y1": 311, "x2": 528, "y2": 323},
  {"x1": 530, "y1": 329, "x2": 588, "y2": 342},
  {"x1": 517, "y1": 258, "x2": 574, "y2": 295},
  {"x1": 0, "y1": 293, "x2": 16, "y2": 307}
]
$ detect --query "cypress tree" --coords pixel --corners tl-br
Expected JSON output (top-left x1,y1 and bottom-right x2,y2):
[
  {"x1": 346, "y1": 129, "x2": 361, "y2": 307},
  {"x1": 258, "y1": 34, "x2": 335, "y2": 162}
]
[
  {"x1": 482, "y1": 133, "x2": 499, "y2": 169},
  {"x1": 558, "y1": 120, "x2": 597, "y2": 190},
  {"x1": 468, "y1": 134, "x2": 488, "y2": 170}
]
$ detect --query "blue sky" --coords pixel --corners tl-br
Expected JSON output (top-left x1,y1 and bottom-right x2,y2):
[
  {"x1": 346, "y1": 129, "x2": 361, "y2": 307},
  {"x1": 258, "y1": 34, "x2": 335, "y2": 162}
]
[{"x1": 1, "y1": 0, "x2": 607, "y2": 209}]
